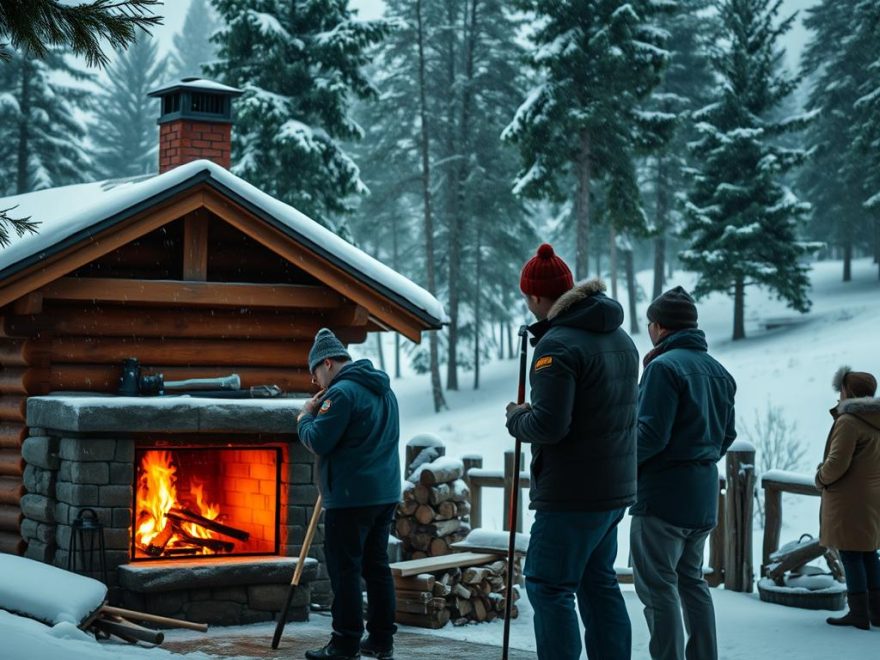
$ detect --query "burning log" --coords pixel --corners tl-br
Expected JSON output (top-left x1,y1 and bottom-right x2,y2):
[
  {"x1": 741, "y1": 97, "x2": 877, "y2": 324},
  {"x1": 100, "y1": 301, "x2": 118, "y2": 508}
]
[
  {"x1": 178, "y1": 532, "x2": 235, "y2": 553},
  {"x1": 166, "y1": 507, "x2": 250, "y2": 541},
  {"x1": 145, "y1": 521, "x2": 174, "y2": 556}
]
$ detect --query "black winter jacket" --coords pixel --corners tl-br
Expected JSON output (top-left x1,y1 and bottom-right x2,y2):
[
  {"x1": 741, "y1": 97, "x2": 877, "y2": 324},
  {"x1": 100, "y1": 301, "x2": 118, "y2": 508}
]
[{"x1": 506, "y1": 280, "x2": 639, "y2": 511}]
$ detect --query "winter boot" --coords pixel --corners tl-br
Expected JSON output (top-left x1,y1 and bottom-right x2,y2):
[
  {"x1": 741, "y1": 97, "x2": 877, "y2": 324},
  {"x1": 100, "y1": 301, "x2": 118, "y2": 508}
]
[
  {"x1": 360, "y1": 636, "x2": 394, "y2": 659},
  {"x1": 826, "y1": 592, "x2": 870, "y2": 630},
  {"x1": 869, "y1": 589, "x2": 880, "y2": 627},
  {"x1": 305, "y1": 640, "x2": 361, "y2": 659}
]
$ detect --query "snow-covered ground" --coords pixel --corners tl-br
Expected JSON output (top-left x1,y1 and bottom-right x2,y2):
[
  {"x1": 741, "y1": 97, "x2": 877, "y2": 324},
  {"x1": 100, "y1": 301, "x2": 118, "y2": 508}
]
[{"x1": 3, "y1": 257, "x2": 879, "y2": 658}]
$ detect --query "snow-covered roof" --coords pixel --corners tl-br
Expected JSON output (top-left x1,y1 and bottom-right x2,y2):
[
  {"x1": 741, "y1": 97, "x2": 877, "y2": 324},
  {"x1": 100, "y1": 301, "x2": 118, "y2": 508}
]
[
  {"x1": 147, "y1": 77, "x2": 243, "y2": 97},
  {"x1": 0, "y1": 160, "x2": 447, "y2": 327}
]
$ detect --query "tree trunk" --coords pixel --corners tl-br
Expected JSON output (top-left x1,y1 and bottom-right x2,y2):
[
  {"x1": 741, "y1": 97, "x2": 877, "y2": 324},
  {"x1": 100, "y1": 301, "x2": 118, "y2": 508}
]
[
  {"x1": 416, "y1": 0, "x2": 447, "y2": 412},
  {"x1": 391, "y1": 216, "x2": 402, "y2": 379},
  {"x1": 575, "y1": 130, "x2": 592, "y2": 280},
  {"x1": 497, "y1": 321, "x2": 504, "y2": 360},
  {"x1": 875, "y1": 216, "x2": 880, "y2": 280},
  {"x1": 16, "y1": 58, "x2": 31, "y2": 194},
  {"x1": 375, "y1": 333, "x2": 386, "y2": 372},
  {"x1": 733, "y1": 276, "x2": 746, "y2": 341},
  {"x1": 609, "y1": 226, "x2": 618, "y2": 299},
  {"x1": 843, "y1": 236, "x2": 852, "y2": 282},
  {"x1": 444, "y1": 1, "x2": 462, "y2": 392},
  {"x1": 625, "y1": 247, "x2": 639, "y2": 334},
  {"x1": 653, "y1": 155, "x2": 670, "y2": 299},
  {"x1": 474, "y1": 226, "x2": 482, "y2": 390},
  {"x1": 506, "y1": 323, "x2": 513, "y2": 359}
]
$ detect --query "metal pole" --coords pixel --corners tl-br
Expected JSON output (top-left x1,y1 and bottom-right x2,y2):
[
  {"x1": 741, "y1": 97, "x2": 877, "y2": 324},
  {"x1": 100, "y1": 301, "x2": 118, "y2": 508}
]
[{"x1": 502, "y1": 326, "x2": 529, "y2": 659}]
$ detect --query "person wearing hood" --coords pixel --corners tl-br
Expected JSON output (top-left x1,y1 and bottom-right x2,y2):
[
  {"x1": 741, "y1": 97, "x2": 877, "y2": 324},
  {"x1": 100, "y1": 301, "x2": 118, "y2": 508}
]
[
  {"x1": 506, "y1": 243, "x2": 639, "y2": 660},
  {"x1": 298, "y1": 328, "x2": 401, "y2": 660},
  {"x1": 630, "y1": 286, "x2": 736, "y2": 660},
  {"x1": 818, "y1": 367, "x2": 880, "y2": 630}
]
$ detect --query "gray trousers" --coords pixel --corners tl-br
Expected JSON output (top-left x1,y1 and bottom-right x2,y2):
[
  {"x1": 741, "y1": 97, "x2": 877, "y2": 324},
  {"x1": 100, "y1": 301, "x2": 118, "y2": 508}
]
[{"x1": 631, "y1": 515, "x2": 717, "y2": 660}]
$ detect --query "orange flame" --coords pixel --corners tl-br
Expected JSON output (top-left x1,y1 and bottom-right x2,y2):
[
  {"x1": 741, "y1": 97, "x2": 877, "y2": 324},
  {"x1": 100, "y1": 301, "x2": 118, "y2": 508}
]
[{"x1": 135, "y1": 450, "x2": 221, "y2": 556}]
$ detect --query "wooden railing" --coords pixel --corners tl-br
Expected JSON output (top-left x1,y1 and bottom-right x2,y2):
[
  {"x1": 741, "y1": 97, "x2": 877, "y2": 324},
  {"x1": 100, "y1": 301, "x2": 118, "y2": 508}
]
[
  {"x1": 760, "y1": 469, "x2": 821, "y2": 573},
  {"x1": 459, "y1": 448, "x2": 749, "y2": 590}
]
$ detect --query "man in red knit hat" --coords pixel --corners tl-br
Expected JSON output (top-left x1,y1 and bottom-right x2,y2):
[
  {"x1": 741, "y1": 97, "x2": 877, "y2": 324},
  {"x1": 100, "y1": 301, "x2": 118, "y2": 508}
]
[{"x1": 506, "y1": 243, "x2": 639, "y2": 660}]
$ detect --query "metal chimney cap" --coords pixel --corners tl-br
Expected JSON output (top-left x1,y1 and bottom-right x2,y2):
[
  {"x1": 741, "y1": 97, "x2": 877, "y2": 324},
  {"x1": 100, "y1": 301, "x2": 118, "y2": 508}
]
[{"x1": 148, "y1": 78, "x2": 243, "y2": 98}]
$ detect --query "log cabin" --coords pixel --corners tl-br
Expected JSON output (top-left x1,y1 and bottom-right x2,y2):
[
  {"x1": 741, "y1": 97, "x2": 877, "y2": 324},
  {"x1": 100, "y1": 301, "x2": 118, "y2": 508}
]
[{"x1": 0, "y1": 78, "x2": 446, "y2": 559}]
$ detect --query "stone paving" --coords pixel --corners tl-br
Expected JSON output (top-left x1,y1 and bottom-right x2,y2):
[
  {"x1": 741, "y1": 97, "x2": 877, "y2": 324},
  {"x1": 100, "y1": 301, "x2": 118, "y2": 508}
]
[{"x1": 161, "y1": 621, "x2": 538, "y2": 659}]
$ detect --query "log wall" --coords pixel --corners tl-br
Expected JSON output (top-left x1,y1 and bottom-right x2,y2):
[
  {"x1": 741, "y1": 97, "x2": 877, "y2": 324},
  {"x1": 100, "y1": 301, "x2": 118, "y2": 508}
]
[{"x1": 0, "y1": 279, "x2": 368, "y2": 555}]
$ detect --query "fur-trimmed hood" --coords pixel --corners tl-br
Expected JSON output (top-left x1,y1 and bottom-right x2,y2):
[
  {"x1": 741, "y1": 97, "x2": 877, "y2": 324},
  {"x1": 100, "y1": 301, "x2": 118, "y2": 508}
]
[
  {"x1": 544, "y1": 278, "x2": 624, "y2": 334},
  {"x1": 838, "y1": 397, "x2": 880, "y2": 417}
]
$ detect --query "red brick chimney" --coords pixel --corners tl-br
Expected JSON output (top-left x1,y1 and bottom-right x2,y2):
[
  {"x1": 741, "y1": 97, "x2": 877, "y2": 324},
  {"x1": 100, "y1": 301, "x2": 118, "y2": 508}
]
[{"x1": 148, "y1": 78, "x2": 243, "y2": 174}]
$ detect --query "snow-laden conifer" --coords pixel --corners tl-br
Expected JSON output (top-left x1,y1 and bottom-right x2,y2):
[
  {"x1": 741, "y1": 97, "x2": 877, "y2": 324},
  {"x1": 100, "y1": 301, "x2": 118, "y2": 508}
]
[
  {"x1": 208, "y1": 0, "x2": 390, "y2": 224},
  {"x1": 681, "y1": 0, "x2": 818, "y2": 340}
]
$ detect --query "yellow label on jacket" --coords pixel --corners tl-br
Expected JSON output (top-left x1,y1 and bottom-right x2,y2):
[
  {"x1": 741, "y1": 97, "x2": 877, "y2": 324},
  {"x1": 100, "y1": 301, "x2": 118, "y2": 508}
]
[{"x1": 534, "y1": 356, "x2": 553, "y2": 371}]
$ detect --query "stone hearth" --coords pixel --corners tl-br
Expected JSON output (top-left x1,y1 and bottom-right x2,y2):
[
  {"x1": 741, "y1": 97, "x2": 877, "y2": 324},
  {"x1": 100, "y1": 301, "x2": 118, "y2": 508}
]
[{"x1": 20, "y1": 395, "x2": 327, "y2": 625}]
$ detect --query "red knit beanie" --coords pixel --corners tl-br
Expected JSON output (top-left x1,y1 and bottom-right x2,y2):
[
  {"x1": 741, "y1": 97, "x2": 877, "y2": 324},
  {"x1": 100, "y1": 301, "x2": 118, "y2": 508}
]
[{"x1": 520, "y1": 243, "x2": 574, "y2": 299}]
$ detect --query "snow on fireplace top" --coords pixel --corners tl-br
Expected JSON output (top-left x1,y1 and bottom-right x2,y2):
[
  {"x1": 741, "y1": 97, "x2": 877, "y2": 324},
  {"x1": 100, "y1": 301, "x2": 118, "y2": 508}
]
[{"x1": 0, "y1": 159, "x2": 447, "y2": 326}]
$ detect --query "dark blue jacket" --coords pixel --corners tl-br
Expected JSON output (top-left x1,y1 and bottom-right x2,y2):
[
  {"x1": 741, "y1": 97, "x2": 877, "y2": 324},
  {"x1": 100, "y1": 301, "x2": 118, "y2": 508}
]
[
  {"x1": 297, "y1": 359, "x2": 402, "y2": 509},
  {"x1": 506, "y1": 281, "x2": 639, "y2": 511},
  {"x1": 631, "y1": 329, "x2": 737, "y2": 528}
]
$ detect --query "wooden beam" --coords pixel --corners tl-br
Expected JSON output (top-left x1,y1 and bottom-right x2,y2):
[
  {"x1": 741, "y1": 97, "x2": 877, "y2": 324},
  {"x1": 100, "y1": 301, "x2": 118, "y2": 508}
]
[
  {"x1": 12, "y1": 292, "x2": 42, "y2": 315},
  {"x1": 182, "y1": 211, "x2": 209, "y2": 281},
  {"x1": 0, "y1": 531, "x2": 25, "y2": 555},
  {"x1": 390, "y1": 552, "x2": 498, "y2": 577},
  {"x1": 0, "y1": 450, "x2": 24, "y2": 477},
  {"x1": 0, "y1": 477, "x2": 24, "y2": 505},
  {"x1": 4, "y1": 307, "x2": 349, "y2": 340},
  {"x1": 36, "y1": 337, "x2": 310, "y2": 368},
  {"x1": 0, "y1": 397, "x2": 26, "y2": 422},
  {"x1": 202, "y1": 189, "x2": 431, "y2": 343},
  {"x1": 38, "y1": 278, "x2": 344, "y2": 310},
  {"x1": 43, "y1": 364, "x2": 314, "y2": 394},
  {"x1": 326, "y1": 304, "x2": 369, "y2": 327},
  {"x1": 0, "y1": 423, "x2": 25, "y2": 449},
  {"x1": 0, "y1": 189, "x2": 206, "y2": 308}
]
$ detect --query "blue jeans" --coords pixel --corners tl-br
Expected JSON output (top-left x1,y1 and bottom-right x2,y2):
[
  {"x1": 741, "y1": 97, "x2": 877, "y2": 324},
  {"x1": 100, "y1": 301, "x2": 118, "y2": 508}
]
[
  {"x1": 525, "y1": 508, "x2": 631, "y2": 660},
  {"x1": 839, "y1": 550, "x2": 880, "y2": 593}
]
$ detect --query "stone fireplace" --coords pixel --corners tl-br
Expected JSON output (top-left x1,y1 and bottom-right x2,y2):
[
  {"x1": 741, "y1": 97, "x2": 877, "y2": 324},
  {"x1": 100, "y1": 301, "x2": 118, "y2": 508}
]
[{"x1": 20, "y1": 395, "x2": 326, "y2": 625}]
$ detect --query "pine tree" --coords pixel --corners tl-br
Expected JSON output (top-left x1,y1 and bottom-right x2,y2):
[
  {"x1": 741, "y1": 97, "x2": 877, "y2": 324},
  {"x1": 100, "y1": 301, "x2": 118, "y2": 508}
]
[
  {"x1": 0, "y1": 0, "x2": 161, "y2": 66},
  {"x1": 503, "y1": 0, "x2": 673, "y2": 280},
  {"x1": 851, "y1": 0, "x2": 880, "y2": 277},
  {"x1": 207, "y1": 0, "x2": 390, "y2": 223},
  {"x1": 644, "y1": 0, "x2": 717, "y2": 298},
  {"x1": 0, "y1": 0, "x2": 160, "y2": 243},
  {"x1": 0, "y1": 49, "x2": 93, "y2": 195},
  {"x1": 171, "y1": 0, "x2": 220, "y2": 77},
  {"x1": 800, "y1": 0, "x2": 873, "y2": 281},
  {"x1": 680, "y1": 0, "x2": 816, "y2": 340},
  {"x1": 90, "y1": 35, "x2": 167, "y2": 179}
]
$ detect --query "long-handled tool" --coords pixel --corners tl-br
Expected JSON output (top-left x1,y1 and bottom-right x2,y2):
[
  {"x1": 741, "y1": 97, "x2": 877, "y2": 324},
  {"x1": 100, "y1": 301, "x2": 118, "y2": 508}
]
[
  {"x1": 272, "y1": 493, "x2": 324, "y2": 649},
  {"x1": 502, "y1": 325, "x2": 529, "y2": 660}
]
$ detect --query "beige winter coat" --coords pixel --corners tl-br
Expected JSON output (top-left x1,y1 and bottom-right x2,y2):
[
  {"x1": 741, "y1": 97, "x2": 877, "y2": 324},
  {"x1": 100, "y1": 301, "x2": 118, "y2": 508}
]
[{"x1": 816, "y1": 397, "x2": 880, "y2": 551}]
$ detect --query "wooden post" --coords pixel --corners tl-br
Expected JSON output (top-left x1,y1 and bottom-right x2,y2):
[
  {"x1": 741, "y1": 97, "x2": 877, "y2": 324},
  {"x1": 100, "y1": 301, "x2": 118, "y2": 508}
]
[
  {"x1": 724, "y1": 443, "x2": 755, "y2": 592},
  {"x1": 503, "y1": 450, "x2": 523, "y2": 533},
  {"x1": 762, "y1": 485, "x2": 783, "y2": 574},
  {"x1": 405, "y1": 434, "x2": 445, "y2": 479},
  {"x1": 707, "y1": 477, "x2": 726, "y2": 587},
  {"x1": 462, "y1": 455, "x2": 482, "y2": 529}
]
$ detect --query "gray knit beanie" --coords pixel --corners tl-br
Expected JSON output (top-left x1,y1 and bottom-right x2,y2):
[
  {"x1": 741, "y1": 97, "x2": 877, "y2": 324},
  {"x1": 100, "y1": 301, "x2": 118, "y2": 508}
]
[
  {"x1": 308, "y1": 328, "x2": 351, "y2": 373},
  {"x1": 647, "y1": 286, "x2": 698, "y2": 330}
]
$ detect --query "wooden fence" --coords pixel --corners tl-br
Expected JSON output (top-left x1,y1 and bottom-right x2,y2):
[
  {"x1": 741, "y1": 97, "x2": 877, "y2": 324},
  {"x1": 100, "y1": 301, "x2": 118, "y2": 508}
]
[
  {"x1": 458, "y1": 447, "x2": 755, "y2": 590},
  {"x1": 760, "y1": 469, "x2": 821, "y2": 574}
]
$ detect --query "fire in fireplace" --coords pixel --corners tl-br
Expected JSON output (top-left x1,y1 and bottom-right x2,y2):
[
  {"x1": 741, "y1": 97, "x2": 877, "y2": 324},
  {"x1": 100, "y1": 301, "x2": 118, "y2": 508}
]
[{"x1": 132, "y1": 446, "x2": 281, "y2": 560}]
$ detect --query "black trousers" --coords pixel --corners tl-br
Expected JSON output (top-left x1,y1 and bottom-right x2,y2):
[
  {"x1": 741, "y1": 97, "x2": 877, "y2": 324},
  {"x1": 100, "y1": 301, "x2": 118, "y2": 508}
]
[
  {"x1": 324, "y1": 503, "x2": 397, "y2": 653},
  {"x1": 839, "y1": 550, "x2": 880, "y2": 593}
]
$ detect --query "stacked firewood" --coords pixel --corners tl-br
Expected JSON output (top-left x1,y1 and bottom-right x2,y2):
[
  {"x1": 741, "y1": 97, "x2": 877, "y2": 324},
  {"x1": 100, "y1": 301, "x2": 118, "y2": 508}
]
[
  {"x1": 396, "y1": 457, "x2": 472, "y2": 559},
  {"x1": 394, "y1": 560, "x2": 520, "y2": 628}
]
